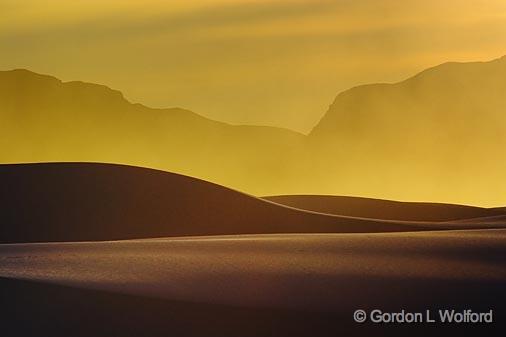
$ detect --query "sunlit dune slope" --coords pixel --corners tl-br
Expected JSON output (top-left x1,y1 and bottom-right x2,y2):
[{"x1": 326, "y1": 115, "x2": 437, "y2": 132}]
[
  {"x1": 3, "y1": 163, "x2": 506, "y2": 243},
  {"x1": 264, "y1": 195, "x2": 505, "y2": 221},
  {"x1": 1, "y1": 231, "x2": 505, "y2": 311}
]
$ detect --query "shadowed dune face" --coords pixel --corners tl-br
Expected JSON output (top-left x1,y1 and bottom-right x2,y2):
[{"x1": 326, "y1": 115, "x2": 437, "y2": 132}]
[
  {"x1": 0, "y1": 162, "x2": 406, "y2": 243},
  {"x1": 0, "y1": 162, "x2": 405, "y2": 243},
  {"x1": 263, "y1": 195, "x2": 505, "y2": 221},
  {"x1": 2, "y1": 276, "x2": 502, "y2": 337},
  {"x1": 2, "y1": 163, "x2": 506, "y2": 243}
]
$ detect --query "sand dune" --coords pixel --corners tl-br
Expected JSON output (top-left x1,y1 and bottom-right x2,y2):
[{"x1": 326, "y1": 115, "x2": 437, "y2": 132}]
[
  {"x1": 2, "y1": 163, "x2": 506, "y2": 243},
  {"x1": 1, "y1": 231, "x2": 505, "y2": 310},
  {"x1": 264, "y1": 195, "x2": 504, "y2": 221},
  {"x1": 1, "y1": 163, "x2": 505, "y2": 336},
  {"x1": 1, "y1": 231, "x2": 505, "y2": 336},
  {"x1": 443, "y1": 215, "x2": 506, "y2": 224}
]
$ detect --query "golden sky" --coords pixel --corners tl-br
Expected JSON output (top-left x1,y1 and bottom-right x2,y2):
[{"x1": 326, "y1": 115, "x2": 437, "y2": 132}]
[{"x1": 2, "y1": 0, "x2": 506, "y2": 133}]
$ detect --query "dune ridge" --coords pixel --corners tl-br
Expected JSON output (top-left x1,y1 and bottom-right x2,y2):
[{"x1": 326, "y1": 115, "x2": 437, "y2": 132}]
[
  {"x1": 263, "y1": 195, "x2": 504, "y2": 221},
  {"x1": 2, "y1": 162, "x2": 506, "y2": 243}
]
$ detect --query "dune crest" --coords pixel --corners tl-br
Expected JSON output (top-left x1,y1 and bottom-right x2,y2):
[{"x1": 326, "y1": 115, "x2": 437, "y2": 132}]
[
  {"x1": 264, "y1": 195, "x2": 505, "y2": 221},
  {"x1": 2, "y1": 163, "x2": 506, "y2": 243}
]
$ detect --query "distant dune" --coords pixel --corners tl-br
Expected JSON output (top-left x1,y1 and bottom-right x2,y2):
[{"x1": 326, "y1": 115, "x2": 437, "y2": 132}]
[
  {"x1": 3, "y1": 163, "x2": 506, "y2": 243},
  {"x1": 264, "y1": 195, "x2": 505, "y2": 221}
]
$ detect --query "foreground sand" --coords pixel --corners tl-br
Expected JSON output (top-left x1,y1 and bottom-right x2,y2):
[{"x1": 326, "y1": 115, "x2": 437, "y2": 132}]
[
  {"x1": 1, "y1": 231, "x2": 505, "y2": 311},
  {"x1": 2, "y1": 230, "x2": 505, "y2": 336}
]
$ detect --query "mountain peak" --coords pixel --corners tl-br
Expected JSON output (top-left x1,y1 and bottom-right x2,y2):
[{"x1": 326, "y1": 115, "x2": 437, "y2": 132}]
[
  {"x1": 62, "y1": 80, "x2": 128, "y2": 104},
  {"x1": 311, "y1": 55, "x2": 506, "y2": 136},
  {"x1": 0, "y1": 69, "x2": 129, "y2": 107},
  {"x1": 0, "y1": 68, "x2": 62, "y2": 85}
]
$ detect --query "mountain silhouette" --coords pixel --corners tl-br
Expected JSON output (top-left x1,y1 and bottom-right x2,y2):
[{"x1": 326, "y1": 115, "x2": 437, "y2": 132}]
[
  {"x1": 303, "y1": 55, "x2": 506, "y2": 206},
  {"x1": 0, "y1": 69, "x2": 303, "y2": 195},
  {"x1": 2, "y1": 56, "x2": 506, "y2": 206},
  {"x1": 311, "y1": 56, "x2": 506, "y2": 145}
]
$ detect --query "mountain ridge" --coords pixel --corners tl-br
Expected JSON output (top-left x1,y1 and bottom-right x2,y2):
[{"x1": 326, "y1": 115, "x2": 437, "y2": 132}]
[
  {"x1": 2, "y1": 55, "x2": 506, "y2": 206},
  {"x1": 0, "y1": 68, "x2": 302, "y2": 135},
  {"x1": 310, "y1": 54, "x2": 506, "y2": 136},
  {"x1": 0, "y1": 69, "x2": 304, "y2": 196},
  {"x1": 301, "y1": 55, "x2": 506, "y2": 207}
]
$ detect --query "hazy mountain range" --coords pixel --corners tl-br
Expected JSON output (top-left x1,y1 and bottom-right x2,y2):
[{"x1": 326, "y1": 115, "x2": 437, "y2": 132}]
[
  {"x1": 2, "y1": 56, "x2": 506, "y2": 206},
  {"x1": 0, "y1": 68, "x2": 303, "y2": 193},
  {"x1": 307, "y1": 55, "x2": 506, "y2": 206}
]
